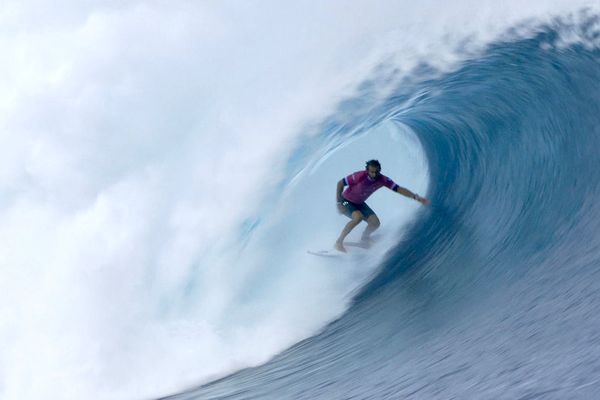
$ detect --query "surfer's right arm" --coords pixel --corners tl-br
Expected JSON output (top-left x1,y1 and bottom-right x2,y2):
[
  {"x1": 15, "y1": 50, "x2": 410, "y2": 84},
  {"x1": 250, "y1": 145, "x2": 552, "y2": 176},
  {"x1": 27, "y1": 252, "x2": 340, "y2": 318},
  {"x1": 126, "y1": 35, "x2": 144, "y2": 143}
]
[
  {"x1": 336, "y1": 179, "x2": 346, "y2": 213},
  {"x1": 336, "y1": 179, "x2": 346, "y2": 203}
]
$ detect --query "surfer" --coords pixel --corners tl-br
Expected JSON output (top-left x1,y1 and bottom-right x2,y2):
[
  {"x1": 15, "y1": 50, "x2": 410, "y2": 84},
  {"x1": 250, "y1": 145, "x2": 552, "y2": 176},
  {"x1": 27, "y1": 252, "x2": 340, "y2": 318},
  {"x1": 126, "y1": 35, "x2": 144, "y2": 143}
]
[{"x1": 335, "y1": 159, "x2": 429, "y2": 252}]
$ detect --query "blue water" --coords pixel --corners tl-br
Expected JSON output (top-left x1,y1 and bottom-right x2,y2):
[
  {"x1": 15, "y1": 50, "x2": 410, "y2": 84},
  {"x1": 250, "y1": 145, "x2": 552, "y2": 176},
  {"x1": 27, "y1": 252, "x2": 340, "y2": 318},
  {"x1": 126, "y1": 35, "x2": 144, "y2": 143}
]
[{"x1": 167, "y1": 15, "x2": 600, "y2": 400}]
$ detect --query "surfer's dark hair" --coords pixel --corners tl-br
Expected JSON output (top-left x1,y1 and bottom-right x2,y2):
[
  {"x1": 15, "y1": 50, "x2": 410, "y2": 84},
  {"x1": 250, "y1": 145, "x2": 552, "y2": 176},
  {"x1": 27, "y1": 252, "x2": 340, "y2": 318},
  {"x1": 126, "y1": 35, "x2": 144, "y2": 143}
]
[{"x1": 365, "y1": 159, "x2": 381, "y2": 171}]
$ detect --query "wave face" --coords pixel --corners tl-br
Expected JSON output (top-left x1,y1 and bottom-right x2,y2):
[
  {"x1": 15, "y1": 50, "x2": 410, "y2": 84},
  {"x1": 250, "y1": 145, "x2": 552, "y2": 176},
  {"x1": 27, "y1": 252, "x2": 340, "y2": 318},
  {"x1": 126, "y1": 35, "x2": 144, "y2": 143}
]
[{"x1": 173, "y1": 16, "x2": 600, "y2": 400}]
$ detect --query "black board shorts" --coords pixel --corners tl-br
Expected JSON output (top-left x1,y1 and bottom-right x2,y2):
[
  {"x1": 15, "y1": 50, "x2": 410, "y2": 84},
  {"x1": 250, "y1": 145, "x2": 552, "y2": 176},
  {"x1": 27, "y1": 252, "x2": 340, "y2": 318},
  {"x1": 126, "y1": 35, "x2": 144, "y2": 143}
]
[{"x1": 340, "y1": 198, "x2": 375, "y2": 220}]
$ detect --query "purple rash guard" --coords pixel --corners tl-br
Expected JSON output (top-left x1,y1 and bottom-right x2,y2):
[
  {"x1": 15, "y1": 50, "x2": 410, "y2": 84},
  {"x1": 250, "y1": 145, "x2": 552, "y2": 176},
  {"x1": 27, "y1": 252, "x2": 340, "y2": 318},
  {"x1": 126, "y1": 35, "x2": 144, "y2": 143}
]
[{"x1": 341, "y1": 170, "x2": 399, "y2": 204}]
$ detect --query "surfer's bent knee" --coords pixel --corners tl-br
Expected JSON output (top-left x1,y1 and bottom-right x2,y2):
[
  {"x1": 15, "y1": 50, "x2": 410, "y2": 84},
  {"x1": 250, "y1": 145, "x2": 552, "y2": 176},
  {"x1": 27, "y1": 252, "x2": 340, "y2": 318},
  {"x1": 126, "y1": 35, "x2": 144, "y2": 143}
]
[{"x1": 351, "y1": 211, "x2": 364, "y2": 222}]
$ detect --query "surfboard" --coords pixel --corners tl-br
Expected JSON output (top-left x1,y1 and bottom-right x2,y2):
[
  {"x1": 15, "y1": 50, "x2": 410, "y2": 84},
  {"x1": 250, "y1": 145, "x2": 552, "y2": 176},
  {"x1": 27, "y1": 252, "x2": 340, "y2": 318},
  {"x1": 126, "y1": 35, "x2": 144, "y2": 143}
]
[
  {"x1": 307, "y1": 236, "x2": 377, "y2": 258},
  {"x1": 344, "y1": 241, "x2": 372, "y2": 249},
  {"x1": 306, "y1": 249, "x2": 345, "y2": 258}
]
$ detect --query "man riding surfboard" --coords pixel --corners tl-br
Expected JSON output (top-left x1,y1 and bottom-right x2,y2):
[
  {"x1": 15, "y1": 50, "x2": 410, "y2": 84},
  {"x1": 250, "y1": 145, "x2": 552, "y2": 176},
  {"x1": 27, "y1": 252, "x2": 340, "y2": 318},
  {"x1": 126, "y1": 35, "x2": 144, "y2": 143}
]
[{"x1": 335, "y1": 159, "x2": 429, "y2": 252}]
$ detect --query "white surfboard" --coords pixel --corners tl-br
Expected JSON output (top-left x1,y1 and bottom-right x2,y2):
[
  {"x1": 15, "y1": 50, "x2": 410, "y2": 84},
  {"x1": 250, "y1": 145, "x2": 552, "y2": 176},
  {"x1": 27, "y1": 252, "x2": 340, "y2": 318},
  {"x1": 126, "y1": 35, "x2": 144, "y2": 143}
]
[{"x1": 306, "y1": 249, "x2": 345, "y2": 258}]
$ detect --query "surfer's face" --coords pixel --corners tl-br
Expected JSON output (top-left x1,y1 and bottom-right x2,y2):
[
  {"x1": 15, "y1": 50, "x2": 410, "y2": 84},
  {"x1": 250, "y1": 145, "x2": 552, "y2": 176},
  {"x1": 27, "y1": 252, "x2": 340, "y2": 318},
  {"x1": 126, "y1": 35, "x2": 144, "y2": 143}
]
[{"x1": 367, "y1": 166, "x2": 381, "y2": 180}]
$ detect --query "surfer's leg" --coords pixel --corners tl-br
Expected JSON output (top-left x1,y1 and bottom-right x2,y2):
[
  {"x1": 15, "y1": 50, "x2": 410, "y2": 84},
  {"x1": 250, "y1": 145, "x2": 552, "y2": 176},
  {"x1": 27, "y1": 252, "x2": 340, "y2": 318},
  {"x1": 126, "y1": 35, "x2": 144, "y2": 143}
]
[
  {"x1": 335, "y1": 211, "x2": 364, "y2": 252},
  {"x1": 361, "y1": 214, "x2": 380, "y2": 242},
  {"x1": 357, "y1": 203, "x2": 378, "y2": 242}
]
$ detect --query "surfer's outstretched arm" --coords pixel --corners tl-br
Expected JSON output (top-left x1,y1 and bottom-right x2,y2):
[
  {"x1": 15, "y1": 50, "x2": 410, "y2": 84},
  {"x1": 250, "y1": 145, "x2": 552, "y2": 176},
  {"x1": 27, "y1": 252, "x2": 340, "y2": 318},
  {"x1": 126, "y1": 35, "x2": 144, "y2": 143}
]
[{"x1": 395, "y1": 186, "x2": 430, "y2": 205}]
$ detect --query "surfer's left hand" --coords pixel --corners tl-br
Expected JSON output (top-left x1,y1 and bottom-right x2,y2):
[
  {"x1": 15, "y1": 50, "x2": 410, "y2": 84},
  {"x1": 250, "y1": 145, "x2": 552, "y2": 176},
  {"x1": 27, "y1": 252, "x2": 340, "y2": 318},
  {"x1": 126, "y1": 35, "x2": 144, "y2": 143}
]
[{"x1": 415, "y1": 195, "x2": 430, "y2": 206}]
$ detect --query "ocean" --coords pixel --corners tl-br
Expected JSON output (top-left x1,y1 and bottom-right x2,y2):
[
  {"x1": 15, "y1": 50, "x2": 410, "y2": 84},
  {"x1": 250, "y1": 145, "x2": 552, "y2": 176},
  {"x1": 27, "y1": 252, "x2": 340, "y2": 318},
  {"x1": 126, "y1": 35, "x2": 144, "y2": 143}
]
[{"x1": 1, "y1": 2, "x2": 599, "y2": 399}]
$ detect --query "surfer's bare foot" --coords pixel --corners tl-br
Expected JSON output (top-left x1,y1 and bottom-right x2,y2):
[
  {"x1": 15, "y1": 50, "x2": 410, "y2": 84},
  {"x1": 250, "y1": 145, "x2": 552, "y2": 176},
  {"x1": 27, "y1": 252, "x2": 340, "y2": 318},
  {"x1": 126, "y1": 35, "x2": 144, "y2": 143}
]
[
  {"x1": 335, "y1": 240, "x2": 346, "y2": 252},
  {"x1": 360, "y1": 236, "x2": 374, "y2": 248}
]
